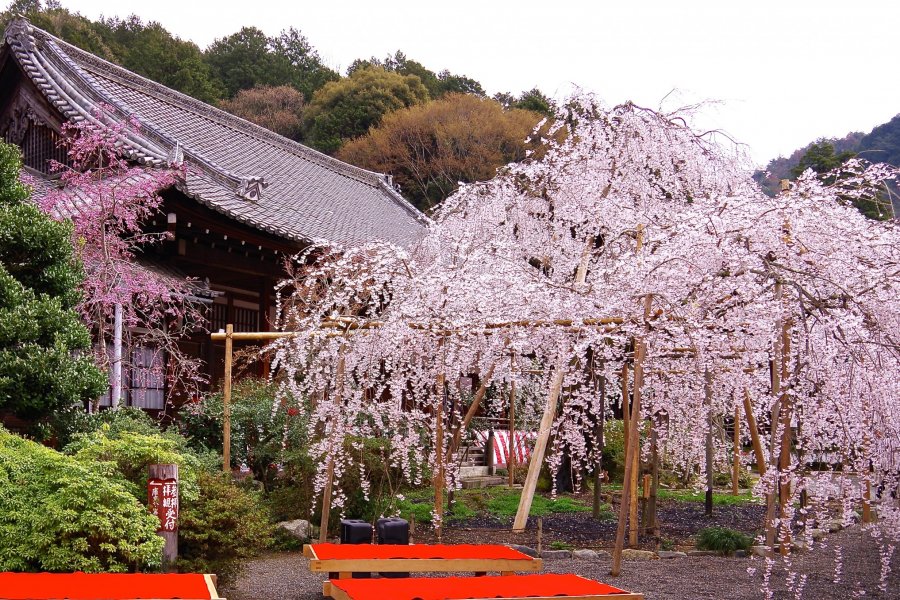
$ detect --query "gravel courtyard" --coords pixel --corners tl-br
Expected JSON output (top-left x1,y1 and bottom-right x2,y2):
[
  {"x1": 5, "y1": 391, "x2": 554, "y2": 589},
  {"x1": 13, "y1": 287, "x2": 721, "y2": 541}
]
[{"x1": 222, "y1": 527, "x2": 898, "y2": 600}]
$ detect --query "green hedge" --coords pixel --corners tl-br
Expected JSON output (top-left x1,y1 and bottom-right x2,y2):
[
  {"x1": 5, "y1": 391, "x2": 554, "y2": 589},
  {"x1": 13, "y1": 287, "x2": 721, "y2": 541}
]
[{"x1": 0, "y1": 428, "x2": 164, "y2": 572}]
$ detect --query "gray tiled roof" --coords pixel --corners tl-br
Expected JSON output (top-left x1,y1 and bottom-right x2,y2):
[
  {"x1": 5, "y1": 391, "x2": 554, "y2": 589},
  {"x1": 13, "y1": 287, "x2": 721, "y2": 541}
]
[{"x1": 4, "y1": 18, "x2": 428, "y2": 248}]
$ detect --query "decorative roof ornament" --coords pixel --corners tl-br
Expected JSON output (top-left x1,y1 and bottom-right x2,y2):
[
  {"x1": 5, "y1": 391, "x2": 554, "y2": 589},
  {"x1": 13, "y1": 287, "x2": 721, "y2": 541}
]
[
  {"x1": 237, "y1": 176, "x2": 268, "y2": 202},
  {"x1": 167, "y1": 141, "x2": 184, "y2": 167}
]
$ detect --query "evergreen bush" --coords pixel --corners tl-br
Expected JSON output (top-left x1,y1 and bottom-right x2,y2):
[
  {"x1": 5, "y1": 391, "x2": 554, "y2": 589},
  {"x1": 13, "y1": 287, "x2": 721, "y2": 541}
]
[
  {"x1": 0, "y1": 427, "x2": 164, "y2": 572},
  {"x1": 696, "y1": 526, "x2": 753, "y2": 555},
  {"x1": 0, "y1": 142, "x2": 105, "y2": 420}
]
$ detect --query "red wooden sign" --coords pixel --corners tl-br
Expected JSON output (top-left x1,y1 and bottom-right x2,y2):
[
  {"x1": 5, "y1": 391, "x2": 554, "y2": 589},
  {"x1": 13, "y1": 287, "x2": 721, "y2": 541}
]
[{"x1": 148, "y1": 478, "x2": 178, "y2": 532}]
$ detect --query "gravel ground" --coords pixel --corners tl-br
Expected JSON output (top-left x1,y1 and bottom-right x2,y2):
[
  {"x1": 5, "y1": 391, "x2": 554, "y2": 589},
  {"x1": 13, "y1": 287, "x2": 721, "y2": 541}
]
[{"x1": 223, "y1": 527, "x2": 898, "y2": 599}]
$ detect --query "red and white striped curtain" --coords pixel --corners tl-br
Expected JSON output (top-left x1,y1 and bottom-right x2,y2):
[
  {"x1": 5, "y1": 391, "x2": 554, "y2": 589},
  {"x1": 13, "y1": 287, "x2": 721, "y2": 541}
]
[{"x1": 473, "y1": 430, "x2": 536, "y2": 467}]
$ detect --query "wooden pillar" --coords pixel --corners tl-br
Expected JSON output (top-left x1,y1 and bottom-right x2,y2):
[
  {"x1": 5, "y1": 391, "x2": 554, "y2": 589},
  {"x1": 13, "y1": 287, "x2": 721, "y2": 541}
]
[
  {"x1": 513, "y1": 363, "x2": 566, "y2": 532},
  {"x1": 611, "y1": 340, "x2": 645, "y2": 577},
  {"x1": 732, "y1": 404, "x2": 741, "y2": 495},
  {"x1": 222, "y1": 324, "x2": 233, "y2": 473}
]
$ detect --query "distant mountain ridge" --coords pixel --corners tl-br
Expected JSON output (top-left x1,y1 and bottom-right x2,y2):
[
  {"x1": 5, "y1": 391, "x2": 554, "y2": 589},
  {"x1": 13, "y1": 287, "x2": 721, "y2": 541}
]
[{"x1": 755, "y1": 114, "x2": 900, "y2": 197}]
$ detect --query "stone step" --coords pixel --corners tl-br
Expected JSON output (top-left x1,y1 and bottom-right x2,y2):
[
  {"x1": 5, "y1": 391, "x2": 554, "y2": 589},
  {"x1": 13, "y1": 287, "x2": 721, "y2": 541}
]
[
  {"x1": 459, "y1": 465, "x2": 491, "y2": 479},
  {"x1": 460, "y1": 475, "x2": 507, "y2": 489}
]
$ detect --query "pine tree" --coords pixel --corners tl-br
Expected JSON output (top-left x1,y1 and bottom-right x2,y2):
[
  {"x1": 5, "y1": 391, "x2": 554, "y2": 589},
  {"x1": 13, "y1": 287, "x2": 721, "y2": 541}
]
[{"x1": 0, "y1": 141, "x2": 105, "y2": 420}]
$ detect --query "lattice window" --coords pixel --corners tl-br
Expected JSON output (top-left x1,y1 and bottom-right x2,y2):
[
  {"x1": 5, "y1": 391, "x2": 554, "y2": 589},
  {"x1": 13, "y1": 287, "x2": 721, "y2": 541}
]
[{"x1": 19, "y1": 123, "x2": 69, "y2": 174}]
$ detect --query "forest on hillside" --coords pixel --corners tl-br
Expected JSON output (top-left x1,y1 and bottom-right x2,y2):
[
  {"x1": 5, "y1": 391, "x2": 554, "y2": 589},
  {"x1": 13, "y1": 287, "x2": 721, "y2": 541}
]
[
  {"x1": 2, "y1": 1, "x2": 554, "y2": 211},
  {"x1": 4, "y1": 1, "x2": 897, "y2": 219}
]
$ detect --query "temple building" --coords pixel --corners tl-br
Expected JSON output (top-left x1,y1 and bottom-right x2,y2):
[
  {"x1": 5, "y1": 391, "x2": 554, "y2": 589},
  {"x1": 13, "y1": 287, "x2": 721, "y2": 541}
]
[{"x1": 0, "y1": 18, "x2": 428, "y2": 412}]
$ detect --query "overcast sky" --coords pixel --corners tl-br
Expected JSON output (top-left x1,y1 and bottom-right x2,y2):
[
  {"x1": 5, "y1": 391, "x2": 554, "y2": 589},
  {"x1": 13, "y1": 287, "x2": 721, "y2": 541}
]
[{"x1": 52, "y1": 0, "x2": 900, "y2": 166}]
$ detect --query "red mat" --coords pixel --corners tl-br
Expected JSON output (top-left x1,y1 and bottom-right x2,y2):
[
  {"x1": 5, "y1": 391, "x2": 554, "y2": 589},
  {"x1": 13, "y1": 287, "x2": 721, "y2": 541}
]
[
  {"x1": 309, "y1": 543, "x2": 535, "y2": 561},
  {"x1": 330, "y1": 574, "x2": 629, "y2": 600},
  {"x1": 0, "y1": 573, "x2": 215, "y2": 599}
]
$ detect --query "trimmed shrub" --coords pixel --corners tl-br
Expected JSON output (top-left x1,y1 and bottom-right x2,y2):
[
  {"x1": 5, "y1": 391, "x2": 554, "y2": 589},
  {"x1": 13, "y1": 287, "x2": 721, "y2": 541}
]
[
  {"x1": 696, "y1": 526, "x2": 753, "y2": 555},
  {"x1": 177, "y1": 471, "x2": 275, "y2": 583},
  {"x1": 0, "y1": 428, "x2": 164, "y2": 572},
  {"x1": 65, "y1": 426, "x2": 204, "y2": 503}
]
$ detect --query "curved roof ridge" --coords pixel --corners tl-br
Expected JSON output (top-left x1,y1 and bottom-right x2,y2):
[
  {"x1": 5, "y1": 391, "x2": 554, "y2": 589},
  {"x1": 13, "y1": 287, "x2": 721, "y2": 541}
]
[
  {"x1": 4, "y1": 18, "x2": 429, "y2": 247},
  {"x1": 29, "y1": 23, "x2": 396, "y2": 189}
]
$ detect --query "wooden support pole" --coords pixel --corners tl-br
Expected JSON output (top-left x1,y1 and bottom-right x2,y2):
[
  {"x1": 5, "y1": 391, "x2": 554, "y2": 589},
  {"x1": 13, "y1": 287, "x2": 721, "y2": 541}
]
[
  {"x1": 743, "y1": 389, "x2": 766, "y2": 476},
  {"x1": 704, "y1": 368, "x2": 714, "y2": 517},
  {"x1": 765, "y1": 282, "x2": 783, "y2": 550},
  {"x1": 222, "y1": 324, "x2": 233, "y2": 474},
  {"x1": 777, "y1": 320, "x2": 793, "y2": 556},
  {"x1": 319, "y1": 458, "x2": 335, "y2": 543},
  {"x1": 508, "y1": 378, "x2": 516, "y2": 488},
  {"x1": 628, "y1": 407, "x2": 640, "y2": 547},
  {"x1": 592, "y1": 371, "x2": 607, "y2": 520},
  {"x1": 863, "y1": 480, "x2": 873, "y2": 523},
  {"x1": 732, "y1": 404, "x2": 741, "y2": 496},
  {"x1": 621, "y1": 363, "x2": 630, "y2": 452},
  {"x1": 536, "y1": 517, "x2": 543, "y2": 554},
  {"x1": 647, "y1": 417, "x2": 659, "y2": 537},
  {"x1": 611, "y1": 340, "x2": 645, "y2": 577},
  {"x1": 434, "y1": 371, "x2": 446, "y2": 542},
  {"x1": 319, "y1": 351, "x2": 345, "y2": 544},
  {"x1": 513, "y1": 363, "x2": 566, "y2": 532}
]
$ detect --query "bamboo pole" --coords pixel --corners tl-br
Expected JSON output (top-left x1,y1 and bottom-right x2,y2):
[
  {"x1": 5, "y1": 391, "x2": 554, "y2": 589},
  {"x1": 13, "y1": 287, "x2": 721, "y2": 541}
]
[
  {"x1": 223, "y1": 324, "x2": 233, "y2": 474},
  {"x1": 743, "y1": 389, "x2": 766, "y2": 476},
  {"x1": 513, "y1": 362, "x2": 566, "y2": 532},
  {"x1": 732, "y1": 404, "x2": 741, "y2": 496},
  {"x1": 611, "y1": 339, "x2": 645, "y2": 577}
]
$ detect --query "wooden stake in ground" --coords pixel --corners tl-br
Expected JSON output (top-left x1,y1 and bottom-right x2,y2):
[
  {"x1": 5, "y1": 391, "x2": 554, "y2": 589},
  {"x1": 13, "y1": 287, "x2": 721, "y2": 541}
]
[
  {"x1": 223, "y1": 324, "x2": 233, "y2": 474},
  {"x1": 611, "y1": 339, "x2": 646, "y2": 577},
  {"x1": 513, "y1": 363, "x2": 567, "y2": 532},
  {"x1": 732, "y1": 404, "x2": 741, "y2": 496}
]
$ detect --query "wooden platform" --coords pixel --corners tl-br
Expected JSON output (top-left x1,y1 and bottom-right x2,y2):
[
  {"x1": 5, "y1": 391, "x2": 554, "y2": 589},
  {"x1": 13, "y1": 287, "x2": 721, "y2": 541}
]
[
  {"x1": 305, "y1": 543, "x2": 543, "y2": 596},
  {"x1": 326, "y1": 574, "x2": 643, "y2": 600},
  {"x1": 0, "y1": 573, "x2": 222, "y2": 599},
  {"x1": 304, "y1": 543, "x2": 542, "y2": 576}
]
